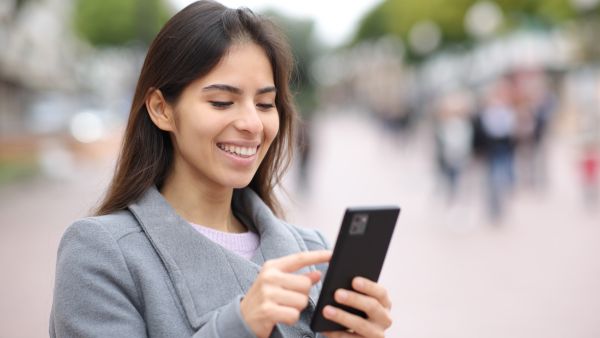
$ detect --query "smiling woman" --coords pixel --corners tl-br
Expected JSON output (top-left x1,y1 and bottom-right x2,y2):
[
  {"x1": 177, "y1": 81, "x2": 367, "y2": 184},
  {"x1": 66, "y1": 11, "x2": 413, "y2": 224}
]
[
  {"x1": 94, "y1": 1, "x2": 296, "y2": 217},
  {"x1": 49, "y1": 1, "x2": 393, "y2": 337}
]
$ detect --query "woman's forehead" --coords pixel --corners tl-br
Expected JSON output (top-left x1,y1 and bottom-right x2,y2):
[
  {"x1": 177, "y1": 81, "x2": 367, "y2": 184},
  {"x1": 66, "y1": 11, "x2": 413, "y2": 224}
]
[{"x1": 191, "y1": 42, "x2": 275, "y2": 88}]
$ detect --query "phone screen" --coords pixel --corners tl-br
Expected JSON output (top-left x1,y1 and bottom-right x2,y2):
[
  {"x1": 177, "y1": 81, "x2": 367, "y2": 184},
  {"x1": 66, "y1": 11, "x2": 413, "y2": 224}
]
[{"x1": 310, "y1": 206, "x2": 400, "y2": 332}]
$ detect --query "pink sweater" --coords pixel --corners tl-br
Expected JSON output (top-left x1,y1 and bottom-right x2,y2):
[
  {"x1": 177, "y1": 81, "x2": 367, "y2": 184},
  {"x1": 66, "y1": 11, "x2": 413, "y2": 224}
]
[{"x1": 191, "y1": 223, "x2": 259, "y2": 260}]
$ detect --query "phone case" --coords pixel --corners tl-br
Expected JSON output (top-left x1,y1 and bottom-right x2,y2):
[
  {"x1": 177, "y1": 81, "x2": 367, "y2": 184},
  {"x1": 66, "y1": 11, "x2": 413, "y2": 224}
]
[{"x1": 310, "y1": 206, "x2": 400, "y2": 332}]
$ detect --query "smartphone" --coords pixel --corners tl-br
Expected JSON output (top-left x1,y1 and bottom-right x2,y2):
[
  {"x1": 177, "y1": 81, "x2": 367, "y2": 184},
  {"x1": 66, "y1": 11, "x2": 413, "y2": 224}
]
[{"x1": 310, "y1": 206, "x2": 400, "y2": 332}]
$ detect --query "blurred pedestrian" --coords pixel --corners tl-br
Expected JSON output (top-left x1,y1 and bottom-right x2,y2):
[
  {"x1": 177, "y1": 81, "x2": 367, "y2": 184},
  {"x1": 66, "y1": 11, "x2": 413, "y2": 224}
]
[
  {"x1": 510, "y1": 68, "x2": 556, "y2": 191},
  {"x1": 297, "y1": 118, "x2": 314, "y2": 190},
  {"x1": 49, "y1": 1, "x2": 393, "y2": 337},
  {"x1": 434, "y1": 89, "x2": 474, "y2": 204},
  {"x1": 475, "y1": 77, "x2": 517, "y2": 223}
]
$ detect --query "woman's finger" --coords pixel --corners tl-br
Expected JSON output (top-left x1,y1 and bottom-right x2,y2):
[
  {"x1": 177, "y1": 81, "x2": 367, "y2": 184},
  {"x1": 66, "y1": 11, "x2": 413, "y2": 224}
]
[
  {"x1": 267, "y1": 286, "x2": 311, "y2": 310},
  {"x1": 260, "y1": 268, "x2": 316, "y2": 293},
  {"x1": 264, "y1": 250, "x2": 332, "y2": 273},
  {"x1": 352, "y1": 277, "x2": 392, "y2": 310},
  {"x1": 334, "y1": 289, "x2": 392, "y2": 329},
  {"x1": 322, "y1": 305, "x2": 384, "y2": 338}
]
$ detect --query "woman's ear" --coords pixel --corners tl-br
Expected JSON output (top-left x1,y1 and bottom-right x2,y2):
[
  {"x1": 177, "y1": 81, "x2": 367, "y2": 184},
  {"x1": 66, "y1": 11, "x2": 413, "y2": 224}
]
[{"x1": 146, "y1": 88, "x2": 175, "y2": 132}]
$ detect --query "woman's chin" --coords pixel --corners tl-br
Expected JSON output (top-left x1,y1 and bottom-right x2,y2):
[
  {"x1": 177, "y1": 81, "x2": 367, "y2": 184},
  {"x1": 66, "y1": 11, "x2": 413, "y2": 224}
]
[
  {"x1": 231, "y1": 182, "x2": 251, "y2": 189},
  {"x1": 224, "y1": 176, "x2": 255, "y2": 189}
]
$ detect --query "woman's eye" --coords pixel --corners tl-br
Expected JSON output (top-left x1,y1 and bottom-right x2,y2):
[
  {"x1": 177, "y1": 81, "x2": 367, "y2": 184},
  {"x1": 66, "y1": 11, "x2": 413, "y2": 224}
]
[
  {"x1": 209, "y1": 101, "x2": 233, "y2": 108},
  {"x1": 257, "y1": 103, "x2": 275, "y2": 110}
]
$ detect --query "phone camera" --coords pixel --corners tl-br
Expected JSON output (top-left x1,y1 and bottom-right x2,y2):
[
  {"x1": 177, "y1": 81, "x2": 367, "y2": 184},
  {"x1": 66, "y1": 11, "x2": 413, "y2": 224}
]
[{"x1": 349, "y1": 213, "x2": 368, "y2": 235}]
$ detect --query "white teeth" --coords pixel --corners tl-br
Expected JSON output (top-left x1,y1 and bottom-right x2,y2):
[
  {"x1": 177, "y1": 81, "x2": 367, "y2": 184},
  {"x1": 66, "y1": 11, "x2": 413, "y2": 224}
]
[{"x1": 218, "y1": 144, "x2": 257, "y2": 157}]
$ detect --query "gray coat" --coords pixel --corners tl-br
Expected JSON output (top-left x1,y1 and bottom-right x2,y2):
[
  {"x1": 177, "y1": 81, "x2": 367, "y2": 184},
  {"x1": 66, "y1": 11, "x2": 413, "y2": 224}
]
[{"x1": 50, "y1": 186, "x2": 329, "y2": 338}]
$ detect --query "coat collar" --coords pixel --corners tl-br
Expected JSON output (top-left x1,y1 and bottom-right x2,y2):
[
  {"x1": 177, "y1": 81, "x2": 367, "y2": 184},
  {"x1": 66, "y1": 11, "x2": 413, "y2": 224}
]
[{"x1": 128, "y1": 186, "x2": 319, "y2": 330}]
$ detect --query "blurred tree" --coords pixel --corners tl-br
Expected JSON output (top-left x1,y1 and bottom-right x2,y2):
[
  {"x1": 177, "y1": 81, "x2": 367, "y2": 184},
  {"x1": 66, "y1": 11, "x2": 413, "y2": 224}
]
[
  {"x1": 264, "y1": 10, "x2": 321, "y2": 116},
  {"x1": 15, "y1": 0, "x2": 30, "y2": 11},
  {"x1": 73, "y1": 0, "x2": 172, "y2": 47},
  {"x1": 495, "y1": 0, "x2": 577, "y2": 26},
  {"x1": 354, "y1": 0, "x2": 597, "y2": 60},
  {"x1": 355, "y1": 0, "x2": 476, "y2": 55}
]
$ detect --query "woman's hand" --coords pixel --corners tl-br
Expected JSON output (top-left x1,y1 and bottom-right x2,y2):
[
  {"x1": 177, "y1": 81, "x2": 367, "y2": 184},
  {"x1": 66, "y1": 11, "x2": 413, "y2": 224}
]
[
  {"x1": 322, "y1": 277, "x2": 392, "y2": 338},
  {"x1": 240, "y1": 250, "x2": 332, "y2": 338}
]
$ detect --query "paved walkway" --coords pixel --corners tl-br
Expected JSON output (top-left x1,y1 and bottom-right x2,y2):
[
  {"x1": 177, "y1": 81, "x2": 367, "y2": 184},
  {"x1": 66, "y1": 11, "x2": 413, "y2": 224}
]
[{"x1": 1, "y1": 112, "x2": 598, "y2": 338}]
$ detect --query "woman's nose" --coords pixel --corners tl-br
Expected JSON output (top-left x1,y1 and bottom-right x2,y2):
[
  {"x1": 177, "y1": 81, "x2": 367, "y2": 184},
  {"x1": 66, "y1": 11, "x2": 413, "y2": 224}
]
[{"x1": 235, "y1": 103, "x2": 263, "y2": 134}]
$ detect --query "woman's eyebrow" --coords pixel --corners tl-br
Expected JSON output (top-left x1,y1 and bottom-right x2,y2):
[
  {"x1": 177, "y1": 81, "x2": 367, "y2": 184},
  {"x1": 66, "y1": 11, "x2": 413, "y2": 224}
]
[
  {"x1": 202, "y1": 84, "x2": 242, "y2": 94},
  {"x1": 257, "y1": 86, "x2": 277, "y2": 95},
  {"x1": 202, "y1": 84, "x2": 276, "y2": 95}
]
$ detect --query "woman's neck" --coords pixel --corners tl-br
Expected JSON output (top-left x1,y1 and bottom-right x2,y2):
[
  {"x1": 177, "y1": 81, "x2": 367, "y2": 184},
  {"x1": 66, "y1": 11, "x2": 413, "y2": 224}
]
[{"x1": 159, "y1": 174, "x2": 246, "y2": 233}]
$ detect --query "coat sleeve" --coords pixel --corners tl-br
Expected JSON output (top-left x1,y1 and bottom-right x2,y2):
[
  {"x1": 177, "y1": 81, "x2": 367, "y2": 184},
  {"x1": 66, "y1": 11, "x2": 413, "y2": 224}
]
[
  {"x1": 50, "y1": 219, "x2": 147, "y2": 338},
  {"x1": 190, "y1": 295, "x2": 257, "y2": 338}
]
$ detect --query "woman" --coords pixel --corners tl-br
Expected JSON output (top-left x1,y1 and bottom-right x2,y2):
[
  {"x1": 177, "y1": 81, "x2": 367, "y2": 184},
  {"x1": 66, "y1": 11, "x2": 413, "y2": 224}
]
[{"x1": 50, "y1": 1, "x2": 392, "y2": 337}]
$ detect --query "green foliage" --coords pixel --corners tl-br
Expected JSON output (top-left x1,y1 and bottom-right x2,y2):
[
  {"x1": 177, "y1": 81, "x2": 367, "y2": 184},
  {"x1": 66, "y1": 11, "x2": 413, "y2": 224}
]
[
  {"x1": 15, "y1": 0, "x2": 30, "y2": 11},
  {"x1": 73, "y1": 0, "x2": 172, "y2": 47},
  {"x1": 264, "y1": 10, "x2": 321, "y2": 117},
  {"x1": 354, "y1": 5, "x2": 390, "y2": 42},
  {"x1": 358, "y1": 0, "x2": 475, "y2": 43},
  {"x1": 495, "y1": 0, "x2": 577, "y2": 27},
  {"x1": 354, "y1": 0, "x2": 475, "y2": 60},
  {"x1": 537, "y1": 0, "x2": 577, "y2": 23},
  {"x1": 354, "y1": 0, "x2": 592, "y2": 59}
]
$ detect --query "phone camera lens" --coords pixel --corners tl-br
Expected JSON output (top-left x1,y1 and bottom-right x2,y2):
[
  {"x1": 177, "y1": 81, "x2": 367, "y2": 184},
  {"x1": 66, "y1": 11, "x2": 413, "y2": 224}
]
[{"x1": 349, "y1": 214, "x2": 368, "y2": 235}]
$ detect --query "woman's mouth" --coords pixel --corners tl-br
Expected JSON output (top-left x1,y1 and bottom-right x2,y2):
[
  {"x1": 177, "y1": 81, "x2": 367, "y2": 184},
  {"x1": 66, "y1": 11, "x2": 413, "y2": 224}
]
[{"x1": 217, "y1": 143, "x2": 259, "y2": 158}]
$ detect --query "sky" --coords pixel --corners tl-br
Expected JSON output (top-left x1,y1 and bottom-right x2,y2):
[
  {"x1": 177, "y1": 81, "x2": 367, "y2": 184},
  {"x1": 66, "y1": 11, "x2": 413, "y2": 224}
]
[{"x1": 169, "y1": 0, "x2": 383, "y2": 46}]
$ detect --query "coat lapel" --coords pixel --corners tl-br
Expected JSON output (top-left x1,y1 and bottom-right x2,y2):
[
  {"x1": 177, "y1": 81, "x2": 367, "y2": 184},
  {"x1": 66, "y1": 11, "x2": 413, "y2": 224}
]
[{"x1": 128, "y1": 187, "x2": 318, "y2": 331}]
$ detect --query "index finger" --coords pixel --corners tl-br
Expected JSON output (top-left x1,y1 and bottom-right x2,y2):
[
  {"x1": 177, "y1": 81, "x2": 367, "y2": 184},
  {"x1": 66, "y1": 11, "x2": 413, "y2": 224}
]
[{"x1": 268, "y1": 250, "x2": 332, "y2": 273}]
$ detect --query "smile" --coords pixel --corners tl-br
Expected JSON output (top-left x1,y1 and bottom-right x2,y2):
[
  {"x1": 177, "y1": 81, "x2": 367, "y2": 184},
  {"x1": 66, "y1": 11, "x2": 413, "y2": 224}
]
[{"x1": 217, "y1": 143, "x2": 259, "y2": 158}]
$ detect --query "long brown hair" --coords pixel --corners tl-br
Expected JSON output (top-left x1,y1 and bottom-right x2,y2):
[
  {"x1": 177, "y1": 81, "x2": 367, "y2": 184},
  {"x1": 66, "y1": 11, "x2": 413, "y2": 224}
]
[{"x1": 96, "y1": 0, "x2": 296, "y2": 216}]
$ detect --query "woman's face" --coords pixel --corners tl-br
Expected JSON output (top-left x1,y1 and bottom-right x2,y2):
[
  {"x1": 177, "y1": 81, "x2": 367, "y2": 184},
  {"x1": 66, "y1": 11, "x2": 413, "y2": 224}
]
[{"x1": 167, "y1": 42, "x2": 279, "y2": 190}]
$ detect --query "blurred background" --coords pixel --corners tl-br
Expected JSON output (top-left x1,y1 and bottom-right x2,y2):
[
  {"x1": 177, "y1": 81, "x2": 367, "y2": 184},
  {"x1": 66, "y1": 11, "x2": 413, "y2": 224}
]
[{"x1": 1, "y1": 0, "x2": 599, "y2": 337}]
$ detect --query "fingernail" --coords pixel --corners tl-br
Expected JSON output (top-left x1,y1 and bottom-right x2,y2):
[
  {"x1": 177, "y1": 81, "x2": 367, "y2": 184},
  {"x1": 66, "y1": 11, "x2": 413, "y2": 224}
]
[
  {"x1": 324, "y1": 306, "x2": 336, "y2": 317},
  {"x1": 354, "y1": 277, "x2": 364, "y2": 289},
  {"x1": 337, "y1": 290, "x2": 348, "y2": 301}
]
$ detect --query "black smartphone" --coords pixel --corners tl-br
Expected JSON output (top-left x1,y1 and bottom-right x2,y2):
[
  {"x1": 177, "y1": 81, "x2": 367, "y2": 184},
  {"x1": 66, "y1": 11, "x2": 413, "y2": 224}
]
[{"x1": 310, "y1": 206, "x2": 400, "y2": 332}]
